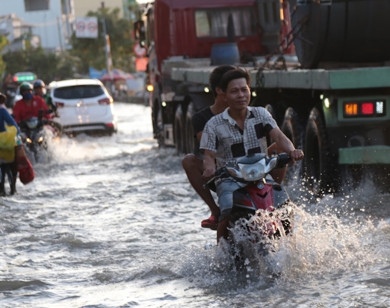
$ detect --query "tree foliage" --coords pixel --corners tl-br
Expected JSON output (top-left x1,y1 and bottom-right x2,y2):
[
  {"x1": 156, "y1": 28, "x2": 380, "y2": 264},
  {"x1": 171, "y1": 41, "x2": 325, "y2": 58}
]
[
  {"x1": 0, "y1": 35, "x2": 8, "y2": 77},
  {"x1": 2, "y1": 47, "x2": 74, "y2": 84},
  {"x1": 1, "y1": 6, "x2": 138, "y2": 82},
  {"x1": 69, "y1": 7, "x2": 135, "y2": 74}
]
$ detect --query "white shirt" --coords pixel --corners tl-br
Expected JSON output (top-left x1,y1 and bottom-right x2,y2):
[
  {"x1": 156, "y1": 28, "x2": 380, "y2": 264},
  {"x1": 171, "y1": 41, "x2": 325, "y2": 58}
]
[{"x1": 200, "y1": 106, "x2": 277, "y2": 168}]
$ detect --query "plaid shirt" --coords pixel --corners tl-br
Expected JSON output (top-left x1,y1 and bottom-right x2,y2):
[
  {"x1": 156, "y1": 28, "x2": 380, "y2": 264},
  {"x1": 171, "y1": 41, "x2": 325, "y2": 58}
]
[{"x1": 200, "y1": 106, "x2": 277, "y2": 169}]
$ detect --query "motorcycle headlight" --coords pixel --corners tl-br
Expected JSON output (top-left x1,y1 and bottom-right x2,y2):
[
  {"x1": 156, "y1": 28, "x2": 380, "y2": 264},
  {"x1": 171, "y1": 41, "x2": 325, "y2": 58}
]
[{"x1": 239, "y1": 162, "x2": 265, "y2": 181}]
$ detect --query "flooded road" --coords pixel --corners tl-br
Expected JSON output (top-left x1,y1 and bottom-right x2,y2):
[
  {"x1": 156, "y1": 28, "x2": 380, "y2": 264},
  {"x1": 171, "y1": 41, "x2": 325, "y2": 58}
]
[{"x1": 0, "y1": 103, "x2": 389, "y2": 307}]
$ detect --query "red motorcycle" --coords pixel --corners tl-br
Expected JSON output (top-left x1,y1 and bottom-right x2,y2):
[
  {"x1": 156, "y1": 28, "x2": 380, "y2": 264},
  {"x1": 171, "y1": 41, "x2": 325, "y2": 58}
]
[{"x1": 208, "y1": 153, "x2": 294, "y2": 268}]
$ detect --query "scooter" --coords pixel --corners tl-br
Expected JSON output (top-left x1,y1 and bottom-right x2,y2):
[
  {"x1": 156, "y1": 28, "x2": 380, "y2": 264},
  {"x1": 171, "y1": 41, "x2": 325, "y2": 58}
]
[
  {"x1": 19, "y1": 111, "x2": 62, "y2": 162},
  {"x1": 207, "y1": 153, "x2": 293, "y2": 268}
]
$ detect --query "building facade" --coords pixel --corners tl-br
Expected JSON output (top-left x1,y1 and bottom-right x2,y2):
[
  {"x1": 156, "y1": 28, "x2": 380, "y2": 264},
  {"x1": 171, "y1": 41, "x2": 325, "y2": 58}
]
[
  {"x1": 1, "y1": 0, "x2": 75, "y2": 52},
  {"x1": 73, "y1": 0, "x2": 125, "y2": 18}
]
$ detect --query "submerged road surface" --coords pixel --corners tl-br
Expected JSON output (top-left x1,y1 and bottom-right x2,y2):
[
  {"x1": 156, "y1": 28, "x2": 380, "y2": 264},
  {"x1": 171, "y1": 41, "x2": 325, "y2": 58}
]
[{"x1": 0, "y1": 103, "x2": 389, "y2": 307}]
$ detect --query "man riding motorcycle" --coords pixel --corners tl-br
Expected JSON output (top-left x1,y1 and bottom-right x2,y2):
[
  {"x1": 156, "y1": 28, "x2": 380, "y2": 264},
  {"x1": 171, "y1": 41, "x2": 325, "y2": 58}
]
[
  {"x1": 13, "y1": 82, "x2": 52, "y2": 125},
  {"x1": 200, "y1": 68, "x2": 304, "y2": 243}
]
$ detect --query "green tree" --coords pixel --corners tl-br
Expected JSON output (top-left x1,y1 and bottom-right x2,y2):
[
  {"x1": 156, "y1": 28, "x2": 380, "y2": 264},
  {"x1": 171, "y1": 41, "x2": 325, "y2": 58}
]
[
  {"x1": 2, "y1": 48, "x2": 74, "y2": 83},
  {"x1": 69, "y1": 7, "x2": 136, "y2": 75},
  {"x1": 0, "y1": 35, "x2": 8, "y2": 77}
]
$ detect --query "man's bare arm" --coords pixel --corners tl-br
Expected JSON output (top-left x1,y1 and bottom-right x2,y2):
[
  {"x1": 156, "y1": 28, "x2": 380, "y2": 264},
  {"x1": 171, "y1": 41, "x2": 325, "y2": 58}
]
[
  {"x1": 202, "y1": 149, "x2": 217, "y2": 179},
  {"x1": 269, "y1": 127, "x2": 304, "y2": 162}
]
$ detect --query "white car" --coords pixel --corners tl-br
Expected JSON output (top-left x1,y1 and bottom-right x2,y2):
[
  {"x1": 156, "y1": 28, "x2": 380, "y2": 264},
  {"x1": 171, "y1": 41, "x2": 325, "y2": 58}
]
[{"x1": 48, "y1": 79, "x2": 117, "y2": 135}]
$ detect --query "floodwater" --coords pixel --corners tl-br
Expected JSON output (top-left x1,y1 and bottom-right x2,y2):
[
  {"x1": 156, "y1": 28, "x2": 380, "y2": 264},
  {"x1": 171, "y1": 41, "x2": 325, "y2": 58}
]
[{"x1": 0, "y1": 103, "x2": 389, "y2": 308}]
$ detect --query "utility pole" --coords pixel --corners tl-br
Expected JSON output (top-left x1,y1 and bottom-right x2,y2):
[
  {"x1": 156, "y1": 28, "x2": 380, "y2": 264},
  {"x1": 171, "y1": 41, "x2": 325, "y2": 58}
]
[{"x1": 101, "y1": 1, "x2": 113, "y2": 79}]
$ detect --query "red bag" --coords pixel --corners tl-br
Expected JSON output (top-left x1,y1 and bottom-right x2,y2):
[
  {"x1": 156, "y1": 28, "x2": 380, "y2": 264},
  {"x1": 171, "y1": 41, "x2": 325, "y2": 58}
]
[{"x1": 15, "y1": 146, "x2": 35, "y2": 185}]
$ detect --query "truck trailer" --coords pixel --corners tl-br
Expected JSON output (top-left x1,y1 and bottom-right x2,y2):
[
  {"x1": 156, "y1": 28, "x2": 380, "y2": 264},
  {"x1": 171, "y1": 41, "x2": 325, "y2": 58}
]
[{"x1": 138, "y1": 0, "x2": 390, "y2": 195}]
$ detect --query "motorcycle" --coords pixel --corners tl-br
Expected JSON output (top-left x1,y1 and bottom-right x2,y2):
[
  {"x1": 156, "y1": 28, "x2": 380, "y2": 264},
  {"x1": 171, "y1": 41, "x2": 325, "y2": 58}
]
[
  {"x1": 207, "y1": 153, "x2": 294, "y2": 269},
  {"x1": 19, "y1": 111, "x2": 62, "y2": 162}
]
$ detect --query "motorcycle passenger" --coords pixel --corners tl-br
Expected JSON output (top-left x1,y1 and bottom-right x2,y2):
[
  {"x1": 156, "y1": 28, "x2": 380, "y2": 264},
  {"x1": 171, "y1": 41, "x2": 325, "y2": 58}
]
[
  {"x1": 200, "y1": 68, "x2": 304, "y2": 243},
  {"x1": 0, "y1": 92, "x2": 20, "y2": 135},
  {"x1": 182, "y1": 65, "x2": 235, "y2": 231},
  {"x1": 0, "y1": 92, "x2": 21, "y2": 194},
  {"x1": 0, "y1": 92, "x2": 21, "y2": 151},
  {"x1": 33, "y1": 79, "x2": 57, "y2": 113},
  {"x1": 13, "y1": 82, "x2": 51, "y2": 126}
]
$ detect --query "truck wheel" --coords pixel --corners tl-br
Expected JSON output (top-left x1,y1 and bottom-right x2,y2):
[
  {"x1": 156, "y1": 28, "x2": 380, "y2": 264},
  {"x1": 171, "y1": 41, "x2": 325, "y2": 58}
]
[
  {"x1": 303, "y1": 108, "x2": 337, "y2": 196},
  {"x1": 156, "y1": 108, "x2": 164, "y2": 147},
  {"x1": 174, "y1": 105, "x2": 185, "y2": 154},
  {"x1": 185, "y1": 102, "x2": 197, "y2": 154},
  {"x1": 265, "y1": 104, "x2": 276, "y2": 147},
  {"x1": 265, "y1": 104, "x2": 276, "y2": 119},
  {"x1": 281, "y1": 107, "x2": 304, "y2": 185}
]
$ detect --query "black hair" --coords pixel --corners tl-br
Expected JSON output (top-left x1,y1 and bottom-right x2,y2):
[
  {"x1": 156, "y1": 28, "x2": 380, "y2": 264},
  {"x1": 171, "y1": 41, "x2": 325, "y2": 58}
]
[
  {"x1": 209, "y1": 65, "x2": 236, "y2": 97},
  {"x1": 219, "y1": 68, "x2": 251, "y2": 92}
]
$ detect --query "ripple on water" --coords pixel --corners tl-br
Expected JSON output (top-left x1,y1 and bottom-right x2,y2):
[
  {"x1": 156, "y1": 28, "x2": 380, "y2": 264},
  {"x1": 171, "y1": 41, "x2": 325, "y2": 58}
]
[{"x1": 0, "y1": 279, "x2": 48, "y2": 291}]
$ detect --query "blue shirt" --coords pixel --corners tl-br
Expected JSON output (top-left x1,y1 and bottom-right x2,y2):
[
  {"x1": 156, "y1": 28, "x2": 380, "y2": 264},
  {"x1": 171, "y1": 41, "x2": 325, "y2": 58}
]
[{"x1": 0, "y1": 106, "x2": 19, "y2": 133}]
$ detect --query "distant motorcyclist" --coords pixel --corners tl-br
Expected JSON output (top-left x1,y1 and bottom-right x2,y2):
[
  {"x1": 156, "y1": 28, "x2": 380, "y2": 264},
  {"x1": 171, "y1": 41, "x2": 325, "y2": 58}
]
[
  {"x1": 33, "y1": 79, "x2": 57, "y2": 113},
  {"x1": 13, "y1": 82, "x2": 52, "y2": 125}
]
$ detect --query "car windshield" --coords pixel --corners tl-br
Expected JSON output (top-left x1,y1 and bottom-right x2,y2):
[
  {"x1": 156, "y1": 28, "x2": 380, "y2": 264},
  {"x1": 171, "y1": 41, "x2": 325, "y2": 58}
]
[{"x1": 54, "y1": 85, "x2": 104, "y2": 99}]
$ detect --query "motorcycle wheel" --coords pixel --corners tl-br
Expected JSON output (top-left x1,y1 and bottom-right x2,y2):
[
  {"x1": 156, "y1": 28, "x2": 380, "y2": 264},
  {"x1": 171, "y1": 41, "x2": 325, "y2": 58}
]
[{"x1": 227, "y1": 211, "x2": 253, "y2": 271}]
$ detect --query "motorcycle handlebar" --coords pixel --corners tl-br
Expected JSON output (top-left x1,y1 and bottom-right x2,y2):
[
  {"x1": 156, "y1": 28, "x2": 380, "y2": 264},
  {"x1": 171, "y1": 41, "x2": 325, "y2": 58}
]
[
  {"x1": 276, "y1": 153, "x2": 291, "y2": 168},
  {"x1": 204, "y1": 168, "x2": 229, "y2": 189},
  {"x1": 203, "y1": 153, "x2": 291, "y2": 189}
]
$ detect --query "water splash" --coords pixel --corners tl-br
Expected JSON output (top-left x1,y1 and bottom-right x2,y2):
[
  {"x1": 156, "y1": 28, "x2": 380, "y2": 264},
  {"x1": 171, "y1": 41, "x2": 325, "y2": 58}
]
[{"x1": 179, "y1": 195, "x2": 388, "y2": 293}]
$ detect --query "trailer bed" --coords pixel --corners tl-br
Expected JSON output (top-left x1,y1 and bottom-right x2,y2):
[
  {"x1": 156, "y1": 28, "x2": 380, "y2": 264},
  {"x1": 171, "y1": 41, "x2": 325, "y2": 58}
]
[{"x1": 172, "y1": 66, "x2": 390, "y2": 90}]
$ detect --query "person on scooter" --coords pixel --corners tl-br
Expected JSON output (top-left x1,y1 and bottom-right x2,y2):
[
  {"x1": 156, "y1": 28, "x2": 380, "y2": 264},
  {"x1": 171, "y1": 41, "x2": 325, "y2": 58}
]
[
  {"x1": 13, "y1": 82, "x2": 51, "y2": 125},
  {"x1": 33, "y1": 79, "x2": 57, "y2": 113},
  {"x1": 200, "y1": 68, "x2": 304, "y2": 243},
  {"x1": 182, "y1": 65, "x2": 235, "y2": 230}
]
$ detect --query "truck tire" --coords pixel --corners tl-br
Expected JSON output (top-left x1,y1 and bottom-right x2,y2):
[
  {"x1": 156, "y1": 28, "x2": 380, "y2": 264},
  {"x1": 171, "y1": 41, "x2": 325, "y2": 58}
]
[
  {"x1": 152, "y1": 100, "x2": 164, "y2": 147},
  {"x1": 303, "y1": 108, "x2": 337, "y2": 196},
  {"x1": 281, "y1": 107, "x2": 303, "y2": 149},
  {"x1": 281, "y1": 107, "x2": 303, "y2": 185},
  {"x1": 174, "y1": 105, "x2": 185, "y2": 154},
  {"x1": 156, "y1": 108, "x2": 164, "y2": 147},
  {"x1": 185, "y1": 102, "x2": 197, "y2": 154},
  {"x1": 292, "y1": 1, "x2": 390, "y2": 68},
  {"x1": 265, "y1": 104, "x2": 276, "y2": 147}
]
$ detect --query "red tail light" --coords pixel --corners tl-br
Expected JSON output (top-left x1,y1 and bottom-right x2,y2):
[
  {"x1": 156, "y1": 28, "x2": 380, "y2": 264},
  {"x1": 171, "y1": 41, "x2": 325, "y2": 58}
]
[
  {"x1": 55, "y1": 102, "x2": 65, "y2": 108},
  {"x1": 344, "y1": 100, "x2": 385, "y2": 117},
  {"x1": 106, "y1": 123, "x2": 114, "y2": 128},
  {"x1": 361, "y1": 102, "x2": 374, "y2": 115},
  {"x1": 98, "y1": 97, "x2": 113, "y2": 105}
]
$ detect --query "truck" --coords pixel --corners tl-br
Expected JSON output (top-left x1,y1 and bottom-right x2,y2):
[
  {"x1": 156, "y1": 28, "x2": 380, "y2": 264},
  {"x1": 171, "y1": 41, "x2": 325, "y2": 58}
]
[{"x1": 137, "y1": 0, "x2": 390, "y2": 195}]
